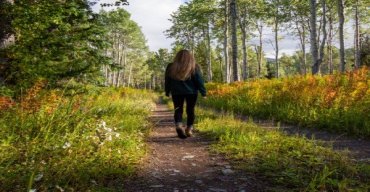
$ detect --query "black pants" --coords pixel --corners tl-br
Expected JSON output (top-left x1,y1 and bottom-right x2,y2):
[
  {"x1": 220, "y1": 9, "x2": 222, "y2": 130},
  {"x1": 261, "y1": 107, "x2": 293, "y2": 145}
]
[{"x1": 172, "y1": 94, "x2": 198, "y2": 127}]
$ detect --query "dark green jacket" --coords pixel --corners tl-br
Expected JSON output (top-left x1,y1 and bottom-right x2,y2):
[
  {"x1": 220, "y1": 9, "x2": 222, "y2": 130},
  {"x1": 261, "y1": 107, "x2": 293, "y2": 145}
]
[{"x1": 165, "y1": 63, "x2": 206, "y2": 97}]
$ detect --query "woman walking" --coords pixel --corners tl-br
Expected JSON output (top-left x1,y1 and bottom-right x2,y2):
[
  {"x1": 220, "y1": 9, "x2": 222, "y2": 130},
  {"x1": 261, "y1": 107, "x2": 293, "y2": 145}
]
[{"x1": 165, "y1": 50, "x2": 207, "y2": 139}]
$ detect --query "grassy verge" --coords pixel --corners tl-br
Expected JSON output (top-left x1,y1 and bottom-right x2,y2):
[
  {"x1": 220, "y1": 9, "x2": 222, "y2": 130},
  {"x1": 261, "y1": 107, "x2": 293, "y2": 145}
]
[
  {"x1": 202, "y1": 67, "x2": 370, "y2": 137},
  {"x1": 0, "y1": 85, "x2": 156, "y2": 191},
  {"x1": 195, "y1": 108, "x2": 370, "y2": 191}
]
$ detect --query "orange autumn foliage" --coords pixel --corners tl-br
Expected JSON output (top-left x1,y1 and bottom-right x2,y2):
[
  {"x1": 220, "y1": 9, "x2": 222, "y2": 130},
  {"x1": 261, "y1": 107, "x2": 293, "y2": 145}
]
[
  {"x1": 0, "y1": 96, "x2": 15, "y2": 111},
  {"x1": 203, "y1": 67, "x2": 370, "y2": 137},
  {"x1": 20, "y1": 80, "x2": 47, "y2": 113}
]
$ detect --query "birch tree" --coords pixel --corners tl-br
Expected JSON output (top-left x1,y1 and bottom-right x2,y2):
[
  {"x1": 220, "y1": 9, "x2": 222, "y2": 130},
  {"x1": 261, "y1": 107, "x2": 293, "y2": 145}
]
[
  {"x1": 223, "y1": 0, "x2": 231, "y2": 82},
  {"x1": 230, "y1": 0, "x2": 239, "y2": 81},
  {"x1": 100, "y1": 9, "x2": 148, "y2": 87},
  {"x1": 237, "y1": 0, "x2": 259, "y2": 80},
  {"x1": 318, "y1": 0, "x2": 327, "y2": 73},
  {"x1": 290, "y1": 0, "x2": 309, "y2": 75},
  {"x1": 337, "y1": 0, "x2": 346, "y2": 72},
  {"x1": 310, "y1": 0, "x2": 320, "y2": 74}
]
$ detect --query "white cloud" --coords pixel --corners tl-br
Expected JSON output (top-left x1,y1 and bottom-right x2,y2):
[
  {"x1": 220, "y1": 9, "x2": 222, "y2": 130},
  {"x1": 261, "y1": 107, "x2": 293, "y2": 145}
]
[{"x1": 92, "y1": 0, "x2": 183, "y2": 52}]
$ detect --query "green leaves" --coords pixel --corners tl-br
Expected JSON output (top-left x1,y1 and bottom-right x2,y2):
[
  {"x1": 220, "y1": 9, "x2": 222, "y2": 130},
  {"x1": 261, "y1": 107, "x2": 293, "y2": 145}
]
[{"x1": 4, "y1": 0, "x2": 109, "y2": 88}]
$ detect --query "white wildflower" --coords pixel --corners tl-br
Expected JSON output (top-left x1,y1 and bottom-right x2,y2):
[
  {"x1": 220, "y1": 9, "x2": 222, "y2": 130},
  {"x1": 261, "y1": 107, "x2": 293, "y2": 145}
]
[
  {"x1": 107, "y1": 135, "x2": 112, "y2": 141},
  {"x1": 34, "y1": 173, "x2": 43, "y2": 182},
  {"x1": 98, "y1": 120, "x2": 106, "y2": 128},
  {"x1": 104, "y1": 127, "x2": 112, "y2": 132},
  {"x1": 91, "y1": 180, "x2": 97, "y2": 185},
  {"x1": 62, "y1": 142, "x2": 71, "y2": 149},
  {"x1": 115, "y1": 133, "x2": 120, "y2": 138},
  {"x1": 55, "y1": 185, "x2": 65, "y2": 192}
]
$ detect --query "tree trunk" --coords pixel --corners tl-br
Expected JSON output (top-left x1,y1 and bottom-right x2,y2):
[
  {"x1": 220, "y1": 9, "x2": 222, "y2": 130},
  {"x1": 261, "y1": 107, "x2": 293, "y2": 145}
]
[
  {"x1": 354, "y1": 0, "x2": 360, "y2": 69},
  {"x1": 104, "y1": 49, "x2": 109, "y2": 86},
  {"x1": 230, "y1": 0, "x2": 239, "y2": 82},
  {"x1": 186, "y1": 31, "x2": 191, "y2": 51},
  {"x1": 206, "y1": 22, "x2": 213, "y2": 81},
  {"x1": 257, "y1": 22, "x2": 263, "y2": 78},
  {"x1": 144, "y1": 73, "x2": 147, "y2": 90},
  {"x1": 274, "y1": 14, "x2": 279, "y2": 78},
  {"x1": 302, "y1": 30, "x2": 307, "y2": 75},
  {"x1": 241, "y1": 28, "x2": 248, "y2": 80},
  {"x1": 318, "y1": 0, "x2": 327, "y2": 73},
  {"x1": 310, "y1": 0, "x2": 319, "y2": 74},
  {"x1": 128, "y1": 62, "x2": 133, "y2": 87},
  {"x1": 117, "y1": 43, "x2": 125, "y2": 87},
  {"x1": 337, "y1": 0, "x2": 346, "y2": 72},
  {"x1": 120, "y1": 45, "x2": 127, "y2": 86},
  {"x1": 224, "y1": 0, "x2": 230, "y2": 83},
  {"x1": 296, "y1": 18, "x2": 307, "y2": 75},
  {"x1": 328, "y1": 6, "x2": 334, "y2": 74},
  {"x1": 113, "y1": 72, "x2": 117, "y2": 86},
  {"x1": 115, "y1": 40, "x2": 121, "y2": 87},
  {"x1": 238, "y1": 8, "x2": 248, "y2": 80},
  {"x1": 109, "y1": 72, "x2": 114, "y2": 85},
  {"x1": 116, "y1": 71, "x2": 121, "y2": 87},
  {"x1": 149, "y1": 75, "x2": 152, "y2": 90}
]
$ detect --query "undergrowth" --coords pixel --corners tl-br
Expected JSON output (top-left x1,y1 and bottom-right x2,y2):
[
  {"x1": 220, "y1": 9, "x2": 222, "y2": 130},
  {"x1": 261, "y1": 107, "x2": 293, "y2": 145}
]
[
  {"x1": 0, "y1": 84, "x2": 156, "y2": 191},
  {"x1": 202, "y1": 67, "x2": 370, "y2": 137}
]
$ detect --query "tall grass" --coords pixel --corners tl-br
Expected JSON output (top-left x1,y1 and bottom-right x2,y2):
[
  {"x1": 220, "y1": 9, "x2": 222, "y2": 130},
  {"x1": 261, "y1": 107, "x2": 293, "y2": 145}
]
[
  {"x1": 0, "y1": 84, "x2": 156, "y2": 191},
  {"x1": 202, "y1": 67, "x2": 370, "y2": 137},
  {"x1": 196, "y1": 108, "x2": 370, "y2": 191}
]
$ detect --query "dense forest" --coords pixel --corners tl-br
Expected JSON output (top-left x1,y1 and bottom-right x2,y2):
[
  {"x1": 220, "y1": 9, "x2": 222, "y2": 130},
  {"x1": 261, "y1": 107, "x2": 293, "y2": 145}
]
[
  {"x1": 0, "y1": 0, "x2": 369, "y2": 191},
  {"x1": 165, "y1": 0, "x2": 369, "y2": 82},
  {"x1": 1, "y1": 0, "x2": 369, "y2": 94}
]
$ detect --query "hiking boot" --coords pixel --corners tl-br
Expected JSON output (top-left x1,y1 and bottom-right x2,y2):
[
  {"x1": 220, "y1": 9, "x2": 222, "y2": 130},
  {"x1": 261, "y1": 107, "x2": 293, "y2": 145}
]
[
  {"x1": 185, "y1": 126, "x2": 193, "y2": 137},
  {"x1": 175, "y1": 123, "x2": 187, "y2": 139}
]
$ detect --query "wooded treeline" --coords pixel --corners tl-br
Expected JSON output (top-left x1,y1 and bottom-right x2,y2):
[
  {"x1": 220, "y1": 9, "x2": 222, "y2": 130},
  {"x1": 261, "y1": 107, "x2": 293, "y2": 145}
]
[
  {"x1": 0, "y1": 0, "x2": 369, "y2": 96},
  {"x1": 0, "y1": 0, "x2": 160, "y2": 95},
  {"x1": 166, "y1": 0, "x2": 370, "y2": 83}
]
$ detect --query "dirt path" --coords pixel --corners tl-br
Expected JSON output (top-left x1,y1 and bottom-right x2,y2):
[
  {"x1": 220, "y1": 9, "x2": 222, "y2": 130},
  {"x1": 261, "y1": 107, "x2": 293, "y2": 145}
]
[{"x1": 123, "y1": 104, "x2": 264, "y2": 192}]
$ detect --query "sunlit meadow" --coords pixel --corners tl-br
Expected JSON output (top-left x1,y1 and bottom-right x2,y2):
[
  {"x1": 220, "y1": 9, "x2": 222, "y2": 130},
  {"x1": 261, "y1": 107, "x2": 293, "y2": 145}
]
[{"x1": 202, "y1": 67, "x2": 370, "y2": 137}]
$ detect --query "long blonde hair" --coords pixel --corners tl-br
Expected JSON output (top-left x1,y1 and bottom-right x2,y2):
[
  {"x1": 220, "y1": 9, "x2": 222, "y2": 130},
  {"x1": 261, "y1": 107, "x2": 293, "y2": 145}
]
[{"x1": 169, "y1": 50, "x2": 196, "y2": 81}]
